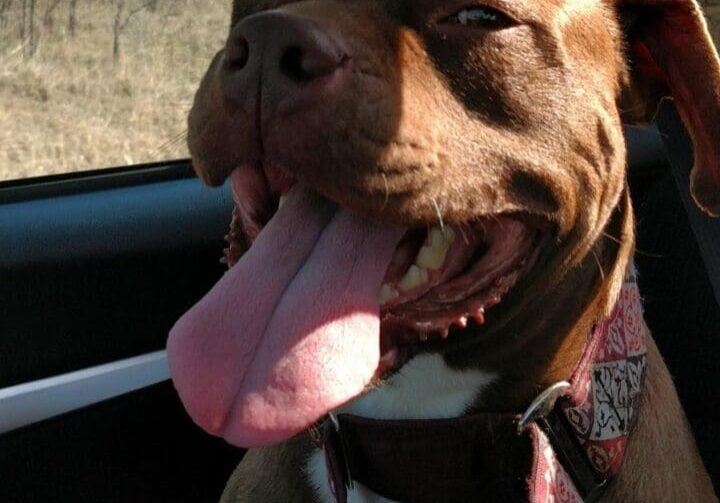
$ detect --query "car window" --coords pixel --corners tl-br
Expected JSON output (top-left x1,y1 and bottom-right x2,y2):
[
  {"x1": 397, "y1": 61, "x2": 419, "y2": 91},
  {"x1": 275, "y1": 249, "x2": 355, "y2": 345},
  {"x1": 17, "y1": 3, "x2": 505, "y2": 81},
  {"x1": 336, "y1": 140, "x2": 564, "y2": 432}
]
[
  {"x1": 2, "y1": 1, "x2": 720, "y2": 183},
  {"x1": 705, "y1": 1, "x2": 720, "y2": 46},
  {"x1": 0, "y1": 0, "x2": 229, "y2": 182}
]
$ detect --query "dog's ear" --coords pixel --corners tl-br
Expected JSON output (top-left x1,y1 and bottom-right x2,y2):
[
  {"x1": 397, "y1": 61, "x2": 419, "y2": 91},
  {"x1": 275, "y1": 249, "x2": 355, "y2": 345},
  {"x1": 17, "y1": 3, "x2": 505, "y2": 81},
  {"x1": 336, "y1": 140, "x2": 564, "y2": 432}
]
[{"x1": 620, "y1": 0, "x2": 720, "y2": 216}]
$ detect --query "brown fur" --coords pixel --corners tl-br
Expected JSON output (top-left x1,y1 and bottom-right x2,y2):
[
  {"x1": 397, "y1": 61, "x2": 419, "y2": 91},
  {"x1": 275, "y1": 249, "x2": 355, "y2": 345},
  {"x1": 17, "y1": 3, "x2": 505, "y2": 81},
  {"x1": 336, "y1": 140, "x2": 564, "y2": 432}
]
[
  {"x1": 187, "y1": 0, "x2": 719, "y2": 500},
  {"x1": 220, "y1": 435, "x2": 316, "y2": 502}
]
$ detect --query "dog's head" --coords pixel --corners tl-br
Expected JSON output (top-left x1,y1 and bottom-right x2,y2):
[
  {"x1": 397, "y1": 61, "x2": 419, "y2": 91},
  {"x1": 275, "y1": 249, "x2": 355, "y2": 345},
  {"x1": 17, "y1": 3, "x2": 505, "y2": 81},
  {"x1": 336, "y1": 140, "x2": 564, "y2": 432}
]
[{"x1": 167, "y1": 0, "x2": 720, "y2": 447}]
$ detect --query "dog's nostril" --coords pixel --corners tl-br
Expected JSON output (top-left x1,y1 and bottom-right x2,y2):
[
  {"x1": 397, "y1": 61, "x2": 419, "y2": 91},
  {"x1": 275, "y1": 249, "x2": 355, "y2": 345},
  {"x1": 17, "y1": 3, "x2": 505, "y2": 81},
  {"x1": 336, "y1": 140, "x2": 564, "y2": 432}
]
[
  {"x1": 280, "y1": 45, "x2": 346, "y2": 83},
  {"x1": 281, "y1": 46, "x2": 313, "y2": 82},
  {"x1": 226, "y1": 37, "x2": 249, "y2": 70}
]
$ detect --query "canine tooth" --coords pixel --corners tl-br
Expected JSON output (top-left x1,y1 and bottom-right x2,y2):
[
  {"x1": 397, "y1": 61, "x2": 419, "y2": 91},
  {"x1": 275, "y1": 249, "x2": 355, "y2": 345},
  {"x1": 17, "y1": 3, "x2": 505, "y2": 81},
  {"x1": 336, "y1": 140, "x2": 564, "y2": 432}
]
[
  {"x1": 428, "y1": 227, "x2": 443, "y2": 248},
  {"x1": 379, "y1": 284, "x2": 399, "y2": 305},
  {"x1": 278, "y1": 196, "x2": 287, "y2": 208},
  {"x1": 398, "y1": 265, "x2": 429, "y2": 292},
  {"x1": 444, "y1": 226, "x2": 456, "y2": 242},
  {"x1": 429, "y1": 226, "x2": 456, "y2": 246},
  {"x1": 415, "y1": 245, "x2": 445, "y2": 270},
  {"x1": 456, "y1": 316, "x2": 468, "y2": 328},
  {"x1": 417, "y1": 226, "x2": 456, "y2": 270}
]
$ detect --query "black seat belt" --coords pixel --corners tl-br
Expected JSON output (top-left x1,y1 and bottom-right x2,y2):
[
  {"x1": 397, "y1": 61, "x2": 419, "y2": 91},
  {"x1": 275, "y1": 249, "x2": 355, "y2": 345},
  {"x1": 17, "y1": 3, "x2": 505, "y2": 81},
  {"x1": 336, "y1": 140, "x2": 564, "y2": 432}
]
[{"x1": 655, "y1": 99, "x2": 720, "y2": 308}]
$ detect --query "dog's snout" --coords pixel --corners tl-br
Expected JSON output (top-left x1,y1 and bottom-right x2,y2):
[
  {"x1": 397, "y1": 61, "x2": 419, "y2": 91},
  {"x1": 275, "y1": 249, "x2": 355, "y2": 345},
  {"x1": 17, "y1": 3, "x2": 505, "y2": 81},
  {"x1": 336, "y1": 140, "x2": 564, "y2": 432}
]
[
  {"x1": 225, "y1": 35, "x2": 249, "y2": 70},
  {"x1": 223, "y1": 12, "x2": 350, "y2": 114},
  {"x1": 280, "y1": 42, "x2": 345, "y2": 83}
]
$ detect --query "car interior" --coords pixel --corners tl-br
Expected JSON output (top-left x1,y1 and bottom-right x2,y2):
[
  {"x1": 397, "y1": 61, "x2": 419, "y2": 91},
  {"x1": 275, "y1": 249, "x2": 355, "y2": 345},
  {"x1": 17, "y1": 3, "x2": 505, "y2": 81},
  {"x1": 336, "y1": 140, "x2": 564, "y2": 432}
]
[{"x1": 0, "y1": 102, "x2": 717, "y2": 502}]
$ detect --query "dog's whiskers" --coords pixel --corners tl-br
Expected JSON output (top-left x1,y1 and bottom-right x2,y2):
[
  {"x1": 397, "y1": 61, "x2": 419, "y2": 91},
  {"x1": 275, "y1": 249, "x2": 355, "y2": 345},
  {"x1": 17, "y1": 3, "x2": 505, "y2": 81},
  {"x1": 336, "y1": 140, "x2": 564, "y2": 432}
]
[
  {"x1": 457, "y1": 222, "x2": 471, "y2": 245},
  {"x1": 381, "y1": 173, "x2": 390, "y2": 211},
  {"x1": 601, "y1": 230, "x2": 662, "y2": 258},
  {"x1": 431, "y1": 198, "x2": 445, "y2": 231},
  {"x1": 633, "y1": 247, "x2": 664, "y2": 259},
  {"x1": 591, "y1": 248, "x2": 606, "y2": 280},
  {"x1": 601, "y1": 230, "x2": 624, "y2": 245},
  {"x1": 153, "y1": 129, "x2": 189, "y2": 158}
]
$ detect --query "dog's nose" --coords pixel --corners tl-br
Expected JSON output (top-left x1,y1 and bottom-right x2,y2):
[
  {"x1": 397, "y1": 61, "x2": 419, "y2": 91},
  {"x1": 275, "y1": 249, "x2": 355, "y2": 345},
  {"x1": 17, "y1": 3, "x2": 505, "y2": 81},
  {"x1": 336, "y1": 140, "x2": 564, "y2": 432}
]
[{"x1": 222, "y1": 12, "x2": 350, "y2": 113}]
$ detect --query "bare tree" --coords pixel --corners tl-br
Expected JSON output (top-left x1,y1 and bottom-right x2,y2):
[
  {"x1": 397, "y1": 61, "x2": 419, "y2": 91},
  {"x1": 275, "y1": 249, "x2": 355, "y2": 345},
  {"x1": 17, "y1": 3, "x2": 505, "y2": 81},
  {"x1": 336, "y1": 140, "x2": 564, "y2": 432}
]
[
  {"x1": 18, "y1": 0, "x2": 38, "y2": 58},
  {"x1": 20, "y1": 0, "x2": 25, "y2": 41},
  {"x1": 0, "y1": 0, "x2": 13, "y2": 29},
  {"x1": 42, "y1": 0, "x2": 63, "y2": 28},
  {"x1": 112, "y1": 0, "x2": 157, "y2": 62},
  {"x1": 27, "y1": 0, "x2": 36, "y2": 56},
  {"x1": 68, "y1": 0, "x2": 76, "y2": 36}
]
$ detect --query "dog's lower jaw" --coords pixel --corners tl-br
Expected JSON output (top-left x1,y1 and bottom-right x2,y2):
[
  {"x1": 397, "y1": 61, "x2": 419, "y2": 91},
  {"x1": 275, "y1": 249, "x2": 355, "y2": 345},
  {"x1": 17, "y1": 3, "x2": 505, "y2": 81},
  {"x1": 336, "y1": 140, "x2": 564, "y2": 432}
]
[
  {"x1": 219, "y1": 192, "x2": 715, "y2": 503},
  {"x1": 299, "y1": 197, "x2": 637, "y2": 503}
]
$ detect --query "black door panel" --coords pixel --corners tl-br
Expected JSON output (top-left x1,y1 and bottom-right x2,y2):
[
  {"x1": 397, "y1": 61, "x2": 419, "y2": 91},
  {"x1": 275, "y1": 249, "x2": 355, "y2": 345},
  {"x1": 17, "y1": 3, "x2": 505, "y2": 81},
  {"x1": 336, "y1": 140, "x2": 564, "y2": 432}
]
[
  {"x1": 0, "y1": 382, "x2": 241, "y2": 503},
  {"x1": 1, "y1": 162, "x2": 232, "y2": 386},
  {"x1": 0, "y1": 162, "x2": 243, "y2": 502}
]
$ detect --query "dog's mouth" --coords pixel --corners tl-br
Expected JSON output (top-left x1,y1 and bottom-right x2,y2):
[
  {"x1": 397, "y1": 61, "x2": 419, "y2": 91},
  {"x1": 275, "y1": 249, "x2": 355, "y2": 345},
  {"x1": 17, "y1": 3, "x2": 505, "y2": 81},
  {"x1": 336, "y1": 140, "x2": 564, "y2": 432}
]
[{"x1": 167, "y1": 165, "x2": 545, "y2": 448}]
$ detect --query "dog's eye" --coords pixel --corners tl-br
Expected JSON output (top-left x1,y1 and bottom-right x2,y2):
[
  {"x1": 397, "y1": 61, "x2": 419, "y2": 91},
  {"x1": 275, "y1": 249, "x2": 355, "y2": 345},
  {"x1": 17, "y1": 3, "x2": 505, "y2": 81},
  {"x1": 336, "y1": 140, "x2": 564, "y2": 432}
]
[{"x1": 442, "y1": 5, "x2": 514, "y2": 29}]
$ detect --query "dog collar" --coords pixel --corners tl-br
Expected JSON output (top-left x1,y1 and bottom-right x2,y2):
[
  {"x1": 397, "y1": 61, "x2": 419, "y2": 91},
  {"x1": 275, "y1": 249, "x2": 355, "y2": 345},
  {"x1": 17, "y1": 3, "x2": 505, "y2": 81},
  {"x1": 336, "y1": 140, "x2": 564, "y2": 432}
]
[{"x1": 311, "y1": 272, "x2": 648, "y2": 503}]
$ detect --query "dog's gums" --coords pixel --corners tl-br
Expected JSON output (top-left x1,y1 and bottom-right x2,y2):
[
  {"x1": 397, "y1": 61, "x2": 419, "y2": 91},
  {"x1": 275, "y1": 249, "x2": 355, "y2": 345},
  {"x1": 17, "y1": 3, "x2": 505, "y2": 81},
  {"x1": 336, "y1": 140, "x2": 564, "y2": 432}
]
[{"x1": 223, "y1": 163, "x2": 545, "y2": 375}]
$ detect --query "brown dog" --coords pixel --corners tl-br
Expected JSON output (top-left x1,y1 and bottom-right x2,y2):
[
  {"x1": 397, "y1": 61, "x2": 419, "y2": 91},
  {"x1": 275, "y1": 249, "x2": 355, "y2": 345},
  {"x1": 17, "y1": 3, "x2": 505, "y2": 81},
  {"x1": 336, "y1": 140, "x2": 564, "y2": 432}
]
[{"x1": 167, "y1": 0, "x2": 719, "y2": 501}]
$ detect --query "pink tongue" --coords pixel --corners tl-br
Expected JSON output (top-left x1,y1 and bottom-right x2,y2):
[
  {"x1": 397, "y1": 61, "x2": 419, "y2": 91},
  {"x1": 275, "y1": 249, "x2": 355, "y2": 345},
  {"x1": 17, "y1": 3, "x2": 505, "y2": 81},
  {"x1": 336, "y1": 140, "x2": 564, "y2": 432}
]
[{"x1": 167, "y1": 186, "x2": 404, "y2": 447}]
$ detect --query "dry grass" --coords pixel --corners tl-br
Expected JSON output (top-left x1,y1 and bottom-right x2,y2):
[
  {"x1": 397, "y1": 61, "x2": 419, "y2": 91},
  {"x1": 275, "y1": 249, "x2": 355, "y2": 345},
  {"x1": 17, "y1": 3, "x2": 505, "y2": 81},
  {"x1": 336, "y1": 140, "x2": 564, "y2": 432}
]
[
  {"x1": 3, "y1": 1, "x2": 720, "y2": 182},
  {"x1": 0, "y1": 0, "x2": 229, "y2": 181}
]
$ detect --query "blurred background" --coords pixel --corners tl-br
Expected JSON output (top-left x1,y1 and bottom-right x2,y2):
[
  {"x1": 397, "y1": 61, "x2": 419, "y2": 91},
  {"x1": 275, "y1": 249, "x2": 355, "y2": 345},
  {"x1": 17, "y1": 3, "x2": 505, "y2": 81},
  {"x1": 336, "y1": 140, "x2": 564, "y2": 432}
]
[
  {"x1": 0, "y1": 0, "x2": 228, "y2": 181},
  {"x1": 1, "y1": 0, "x2": 720, "y2": 182}
]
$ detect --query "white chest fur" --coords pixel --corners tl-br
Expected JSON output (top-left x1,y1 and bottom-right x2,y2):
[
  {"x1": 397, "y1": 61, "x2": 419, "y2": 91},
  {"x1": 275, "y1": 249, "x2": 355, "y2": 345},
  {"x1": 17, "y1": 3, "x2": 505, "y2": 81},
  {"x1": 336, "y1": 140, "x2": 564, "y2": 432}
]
[{"x1": 306, "y1": 353, "x2": 496, "y2": 503}]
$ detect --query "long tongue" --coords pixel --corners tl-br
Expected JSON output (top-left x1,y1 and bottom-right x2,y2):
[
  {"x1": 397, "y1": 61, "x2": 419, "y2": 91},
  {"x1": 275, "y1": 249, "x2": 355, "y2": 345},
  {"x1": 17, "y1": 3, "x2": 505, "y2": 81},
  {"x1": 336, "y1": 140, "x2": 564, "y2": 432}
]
[{"x1": 167, "y1": 186, "x2": 404, "y2": 447}]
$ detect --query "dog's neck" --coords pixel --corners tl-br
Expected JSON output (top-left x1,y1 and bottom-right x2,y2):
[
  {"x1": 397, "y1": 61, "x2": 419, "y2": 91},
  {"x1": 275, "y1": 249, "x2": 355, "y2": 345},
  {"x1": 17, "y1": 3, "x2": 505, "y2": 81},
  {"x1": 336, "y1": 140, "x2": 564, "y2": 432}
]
[
  {"x1": 441, "y1": 189, "x2": 635, "y2": 416},
  {"x1": 307, "y1": 191, "x2": 637, "y2": 503}
]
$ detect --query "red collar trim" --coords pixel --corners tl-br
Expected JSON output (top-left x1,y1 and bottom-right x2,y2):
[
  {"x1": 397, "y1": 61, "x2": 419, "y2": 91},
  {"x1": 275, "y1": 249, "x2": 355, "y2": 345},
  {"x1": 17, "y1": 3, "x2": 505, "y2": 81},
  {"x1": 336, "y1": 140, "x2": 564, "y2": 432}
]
[
  {"x1": 315, "y1": 272, "x2": 649, "y2": 503},
  {"x1": 530, "y1": 269, "x2": 648, "y2": 501}
]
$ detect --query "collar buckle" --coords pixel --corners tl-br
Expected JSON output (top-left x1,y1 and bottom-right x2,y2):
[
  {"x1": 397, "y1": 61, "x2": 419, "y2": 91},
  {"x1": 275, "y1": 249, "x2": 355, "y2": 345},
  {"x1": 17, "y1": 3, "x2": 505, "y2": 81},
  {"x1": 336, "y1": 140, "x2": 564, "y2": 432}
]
[
  {"x1": 517, "y1": 381, "x2": 607, "y2": 502},
  {"x1": 516, "y1": 381, "x2": 571, "y2": 435},
  {"x1": 322, "y1": 413, "x2": 354, "y2": 503}
]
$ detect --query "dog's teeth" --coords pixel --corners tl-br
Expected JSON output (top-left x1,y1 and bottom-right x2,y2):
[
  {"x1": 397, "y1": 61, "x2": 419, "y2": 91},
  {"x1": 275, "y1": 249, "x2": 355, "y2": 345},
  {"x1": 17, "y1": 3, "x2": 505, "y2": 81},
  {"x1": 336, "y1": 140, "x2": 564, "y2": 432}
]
[
  {"x1": 429, "y1": 226, "x2": 455, "y2": 247},
  {"x1": 398, "y1": 265, "x2": 429, "y2": 292},
  {"x1": 416, "y1": 226, "x2": 456, "y2": 270},
  {"x1": 456, "y1": 316, "x2": 468, "y2": 328},
  {"x1": 278, "y1": 196, "x2": 287, "y2": 208},
  {"x1": 473, "y1": 308, "x2": 485, "y2": 324},
  {"x1": 379, "y1": 284, "x2": 400, "y2": 305},
  {"x1": 439, "y1": 328, "x2": 450, "y2": 339},
  {"x1": 415, "y1": 246, "x2": 444, "y2": 270}
]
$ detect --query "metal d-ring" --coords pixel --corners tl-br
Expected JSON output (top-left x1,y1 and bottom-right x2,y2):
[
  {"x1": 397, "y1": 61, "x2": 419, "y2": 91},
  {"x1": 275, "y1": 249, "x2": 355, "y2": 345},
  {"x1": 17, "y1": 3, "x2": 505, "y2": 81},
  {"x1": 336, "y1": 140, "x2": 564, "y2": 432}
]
[
  {"x1": 516, "y1": 381, "x2": 571, "y2": 435},
  {"x1": 328, "y1": 412, "x2": 341, "y2": 432},
  {"x1": 326, "y1": 412, "x2": 354, "y2": 490}
]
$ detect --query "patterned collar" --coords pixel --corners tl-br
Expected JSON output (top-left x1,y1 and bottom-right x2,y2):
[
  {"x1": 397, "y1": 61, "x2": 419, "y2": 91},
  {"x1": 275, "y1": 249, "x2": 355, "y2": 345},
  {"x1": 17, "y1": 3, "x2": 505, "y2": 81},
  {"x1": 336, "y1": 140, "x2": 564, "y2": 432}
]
[{"x1": 313, "y1": 271, "x2": 649, "y2": 503}]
